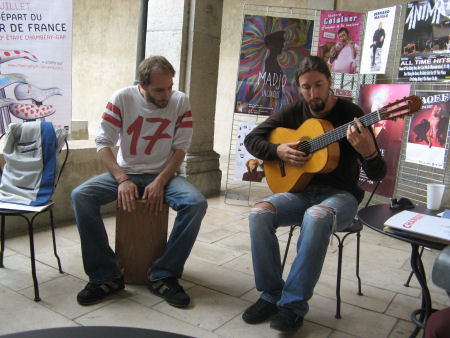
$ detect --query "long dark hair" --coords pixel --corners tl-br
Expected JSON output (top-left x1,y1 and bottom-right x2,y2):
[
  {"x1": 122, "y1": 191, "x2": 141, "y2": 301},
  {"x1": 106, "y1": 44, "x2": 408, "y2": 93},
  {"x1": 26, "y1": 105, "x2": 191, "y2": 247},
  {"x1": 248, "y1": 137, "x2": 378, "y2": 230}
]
[{"x1": 295, "y1": 56, "x2": 331, "y2": 85}]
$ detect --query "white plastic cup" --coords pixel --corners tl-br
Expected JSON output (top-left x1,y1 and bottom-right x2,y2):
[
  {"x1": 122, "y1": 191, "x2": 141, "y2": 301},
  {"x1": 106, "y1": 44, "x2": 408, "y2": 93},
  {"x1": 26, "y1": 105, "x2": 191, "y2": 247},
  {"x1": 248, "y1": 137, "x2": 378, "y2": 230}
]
[{"x1": 427, "y1": 184, "x2": 446, "y2": 210}]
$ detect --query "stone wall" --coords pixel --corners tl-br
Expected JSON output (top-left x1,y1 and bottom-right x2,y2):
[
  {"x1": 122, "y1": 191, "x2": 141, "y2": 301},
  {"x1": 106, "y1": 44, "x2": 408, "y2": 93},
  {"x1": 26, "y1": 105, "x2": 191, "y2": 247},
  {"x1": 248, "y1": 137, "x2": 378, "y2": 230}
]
[{"x1": 72, "y1": 0, "x2": 140, "y2": 138}]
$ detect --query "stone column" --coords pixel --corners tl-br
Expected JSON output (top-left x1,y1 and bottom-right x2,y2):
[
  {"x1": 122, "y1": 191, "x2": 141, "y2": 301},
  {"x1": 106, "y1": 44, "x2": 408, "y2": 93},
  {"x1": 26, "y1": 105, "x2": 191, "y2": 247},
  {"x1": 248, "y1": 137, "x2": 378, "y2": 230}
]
[{"x1": 146, "y1": 0, "x2": 222, "y2": 196}]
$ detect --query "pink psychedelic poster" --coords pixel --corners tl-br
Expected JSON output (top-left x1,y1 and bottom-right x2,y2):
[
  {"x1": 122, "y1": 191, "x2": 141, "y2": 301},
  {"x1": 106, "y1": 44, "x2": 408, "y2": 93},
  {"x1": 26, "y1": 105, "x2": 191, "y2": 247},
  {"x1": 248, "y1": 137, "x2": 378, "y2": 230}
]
[
  {"x1": 235, "y1": 15, "x2": 314, "y2": 116},
  {"x1": 317, "y1": 10, "x2": 362, "y2": 74},
  {"x1": 358, "y1": 84, "x2": 411, "y2": 197},
  {"x1": 406, "y1": 91, "x2": 450, "y2": 168}
]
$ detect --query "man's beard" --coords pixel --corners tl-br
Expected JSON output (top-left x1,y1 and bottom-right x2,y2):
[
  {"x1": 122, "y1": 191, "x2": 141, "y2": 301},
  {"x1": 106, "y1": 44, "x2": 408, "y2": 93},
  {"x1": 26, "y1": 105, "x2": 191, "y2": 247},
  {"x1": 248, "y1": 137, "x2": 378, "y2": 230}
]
[
  {"x1": 143, "y1": 90, "x2": 168, "y2": 108},
  {"x1": 308, "y1": 91, "x2": 329, "y2": 113},
  {"x1": 309, "y1": 99, "x2": 326, "y2": 112}
]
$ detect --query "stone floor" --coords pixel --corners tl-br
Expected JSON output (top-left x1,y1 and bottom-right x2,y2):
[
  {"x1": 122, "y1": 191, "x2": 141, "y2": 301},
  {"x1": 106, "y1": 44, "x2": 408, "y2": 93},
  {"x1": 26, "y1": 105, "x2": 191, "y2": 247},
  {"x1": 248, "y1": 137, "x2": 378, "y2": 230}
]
[{"x1": 0, "y1": 193, "x2": 449, "y2": 337}]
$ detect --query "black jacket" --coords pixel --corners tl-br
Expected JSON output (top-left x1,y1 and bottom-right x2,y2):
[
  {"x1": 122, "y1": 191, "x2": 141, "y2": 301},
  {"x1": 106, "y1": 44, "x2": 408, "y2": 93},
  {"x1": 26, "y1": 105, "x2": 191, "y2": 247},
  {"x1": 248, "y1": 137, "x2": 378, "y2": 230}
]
[{"x1": 244, "y1": 98, "x2": 387, "y2": 203}]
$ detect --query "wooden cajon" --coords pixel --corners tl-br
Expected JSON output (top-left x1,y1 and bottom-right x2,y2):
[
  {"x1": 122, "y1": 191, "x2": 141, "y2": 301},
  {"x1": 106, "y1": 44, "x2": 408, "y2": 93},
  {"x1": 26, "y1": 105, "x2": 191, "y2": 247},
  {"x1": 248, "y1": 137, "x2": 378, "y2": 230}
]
[{"x1": 115, "y1": 200, "x2": 169, "y2": 284}]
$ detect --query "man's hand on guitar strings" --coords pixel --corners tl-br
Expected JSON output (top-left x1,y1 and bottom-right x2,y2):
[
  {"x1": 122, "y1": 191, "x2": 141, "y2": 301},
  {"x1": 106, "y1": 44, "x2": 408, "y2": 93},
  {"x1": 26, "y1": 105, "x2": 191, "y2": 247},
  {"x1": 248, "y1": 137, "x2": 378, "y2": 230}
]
[
  {"x1": 346, "y1": 118, "x2": 377, "y2": 158},
  {"x1": 276, "y1": 141, "x2": 311, "y2": 167}
]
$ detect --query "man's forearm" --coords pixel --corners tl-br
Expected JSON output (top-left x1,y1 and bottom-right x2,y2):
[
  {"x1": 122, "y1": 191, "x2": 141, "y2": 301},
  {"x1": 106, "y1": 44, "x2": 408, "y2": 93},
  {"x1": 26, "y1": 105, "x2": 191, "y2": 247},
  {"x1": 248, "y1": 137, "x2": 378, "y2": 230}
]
[
  {"x1": 98, "y1": 147, "x2": 128, "y2": 183},
  {"x1": 154, "y1": 149, "x2": 186, "y2": 186}
]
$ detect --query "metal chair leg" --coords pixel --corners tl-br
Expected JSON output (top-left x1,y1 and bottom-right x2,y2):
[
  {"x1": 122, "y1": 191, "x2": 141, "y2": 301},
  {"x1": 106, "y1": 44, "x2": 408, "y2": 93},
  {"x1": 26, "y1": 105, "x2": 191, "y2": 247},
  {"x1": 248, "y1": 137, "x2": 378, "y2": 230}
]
[
  {"x1": 49, "y1": 209, "x2": 63, "y2": 273},
  {"x1": 0, "y1": 215, "x2": 5, "y2": 268},
  {"x1": 281, "y1": 225, "x2": 296, "y2": 273},
  {"x1": 27, "y1": 214, "x2": 41, "y2": 301},
  {"x1": 356, "y1": 231, "x2": 363, "y2": 296},
  {"x1": 334, "y1": 233, "x2": 344, "y2": 319}
]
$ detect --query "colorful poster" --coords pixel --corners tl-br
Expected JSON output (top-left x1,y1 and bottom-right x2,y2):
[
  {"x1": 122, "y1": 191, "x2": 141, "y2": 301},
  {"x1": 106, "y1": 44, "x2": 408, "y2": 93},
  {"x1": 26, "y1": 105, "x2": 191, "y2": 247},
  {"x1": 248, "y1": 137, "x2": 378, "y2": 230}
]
[
  {"x1": 317, "y1": 10, "x2": 362, "y2": 74},
  {"x1": 234, "y1": 121, "x2": 266, "y2": 182},
  {"x1": 358, "y1": 84, "x2": 411, "y2": 198},
  {"x1": 406, "y1": 91, "x2": 450, "y2": 168},
  {"x1": 235, "y1": 15, "x2": 313, "y2": 116},
  {"x1": 399, "y1": 0, "x2": 450, "y2": 82},
  {"x1": 360, "y1": 6, "x2": 396, "y2": 74},
  {"x1": 0, "y1": 0, "x2": 72, "y2": 133}
]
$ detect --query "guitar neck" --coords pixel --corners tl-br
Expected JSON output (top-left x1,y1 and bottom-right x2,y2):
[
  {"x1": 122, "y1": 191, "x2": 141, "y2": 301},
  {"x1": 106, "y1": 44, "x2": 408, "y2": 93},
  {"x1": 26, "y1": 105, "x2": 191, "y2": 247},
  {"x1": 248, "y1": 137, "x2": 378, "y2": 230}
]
[{"x1": 300, "y1": 110, "x2": 381, "y2": 153}]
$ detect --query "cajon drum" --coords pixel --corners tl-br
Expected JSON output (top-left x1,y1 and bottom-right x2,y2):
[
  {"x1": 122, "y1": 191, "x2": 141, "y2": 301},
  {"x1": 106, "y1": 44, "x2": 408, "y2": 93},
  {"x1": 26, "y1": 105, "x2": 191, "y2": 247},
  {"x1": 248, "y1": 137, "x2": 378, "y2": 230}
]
[{"x1": 115, "y1": 200, "x2": 169, "y2": 284}]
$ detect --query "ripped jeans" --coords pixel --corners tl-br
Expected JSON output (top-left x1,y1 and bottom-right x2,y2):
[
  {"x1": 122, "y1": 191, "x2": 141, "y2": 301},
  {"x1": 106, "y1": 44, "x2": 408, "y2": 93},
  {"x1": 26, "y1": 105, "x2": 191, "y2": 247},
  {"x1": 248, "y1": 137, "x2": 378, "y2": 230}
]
[{"x1": 249, "y1": 184, "x2": 358, "y2": 317}]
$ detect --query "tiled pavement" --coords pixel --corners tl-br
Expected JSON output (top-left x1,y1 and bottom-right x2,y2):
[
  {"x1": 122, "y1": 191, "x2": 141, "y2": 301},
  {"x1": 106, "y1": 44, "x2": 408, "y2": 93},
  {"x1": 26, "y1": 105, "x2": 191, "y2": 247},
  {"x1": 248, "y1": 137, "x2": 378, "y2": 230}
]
[{"x1": 0, "y1": 193, "x2": 448, "y2": 337}]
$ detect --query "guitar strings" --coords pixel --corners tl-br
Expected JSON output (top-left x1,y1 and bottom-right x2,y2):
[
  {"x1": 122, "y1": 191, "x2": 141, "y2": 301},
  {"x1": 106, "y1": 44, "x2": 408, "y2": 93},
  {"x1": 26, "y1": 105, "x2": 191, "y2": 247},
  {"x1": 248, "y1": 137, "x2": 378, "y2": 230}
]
[{"x1": 296, "y1": 109, "x2": 383, "y2": 153}]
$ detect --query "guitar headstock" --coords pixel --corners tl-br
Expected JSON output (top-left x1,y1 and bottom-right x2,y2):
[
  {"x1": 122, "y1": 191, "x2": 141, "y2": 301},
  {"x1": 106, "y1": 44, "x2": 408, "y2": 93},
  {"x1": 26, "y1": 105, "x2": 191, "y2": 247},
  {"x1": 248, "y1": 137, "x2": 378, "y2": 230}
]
[{"x1": 378, "y1": 95, "x2": 422, "y2": 121}]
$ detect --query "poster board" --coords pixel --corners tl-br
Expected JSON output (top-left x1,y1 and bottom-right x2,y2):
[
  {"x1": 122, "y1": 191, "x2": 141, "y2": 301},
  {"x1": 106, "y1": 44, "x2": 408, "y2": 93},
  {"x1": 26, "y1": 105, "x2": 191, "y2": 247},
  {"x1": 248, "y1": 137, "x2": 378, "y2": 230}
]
[
  {"x1": 360, "y1": 6, "x2": 396, "y2": 74},
  {"x1": 406, "y1": 91, "x2": 450, "y2": 168},
  {"x1": 317, "y1": 10, "x2": 362, "y2": 74},
  {"x1": 234, "y1": 121, "x2": 266, "y2": 182},
  {"x1": 0, "y1": 0, "x2": 72, "y2": 133},
  {"x1": 234, "y1": 14, "x2": 314, "y2": 116},
  {"x1": 358, "y1": 84, "x2": 412, "y2": 198},
  {"x1": 398, "y1": 0, "x2": 450, "y2": 82}
]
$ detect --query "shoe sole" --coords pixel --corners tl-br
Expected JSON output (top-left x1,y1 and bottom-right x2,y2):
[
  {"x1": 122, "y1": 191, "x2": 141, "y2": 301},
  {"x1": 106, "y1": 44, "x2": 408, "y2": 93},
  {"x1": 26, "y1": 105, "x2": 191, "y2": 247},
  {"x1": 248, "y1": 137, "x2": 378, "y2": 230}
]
[
  {"x1": 270, "y1": 320, "x2": 303, "y2": 332},
  {"x1": 242, "y1": 310, "x2": 278, "y2": 324},
  {"x1": 270, "y1": 323, "x2": 302, "y2": 332}
]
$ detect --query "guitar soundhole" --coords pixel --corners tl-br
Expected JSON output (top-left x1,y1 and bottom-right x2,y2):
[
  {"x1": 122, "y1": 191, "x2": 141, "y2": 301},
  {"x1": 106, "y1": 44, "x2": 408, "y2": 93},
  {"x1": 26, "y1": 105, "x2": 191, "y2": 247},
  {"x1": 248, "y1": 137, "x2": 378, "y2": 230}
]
[{"x1": 298, "y1": 141, "x2": 311, "y2": 155}]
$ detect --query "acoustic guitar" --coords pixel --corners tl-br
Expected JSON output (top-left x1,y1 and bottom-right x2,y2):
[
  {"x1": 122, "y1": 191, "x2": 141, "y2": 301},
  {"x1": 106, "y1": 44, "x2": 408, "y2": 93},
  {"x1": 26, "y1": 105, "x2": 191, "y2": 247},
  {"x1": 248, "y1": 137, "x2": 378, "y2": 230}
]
[{"x1": 263, "y1": 95, "x2": 422, "y2": 193}]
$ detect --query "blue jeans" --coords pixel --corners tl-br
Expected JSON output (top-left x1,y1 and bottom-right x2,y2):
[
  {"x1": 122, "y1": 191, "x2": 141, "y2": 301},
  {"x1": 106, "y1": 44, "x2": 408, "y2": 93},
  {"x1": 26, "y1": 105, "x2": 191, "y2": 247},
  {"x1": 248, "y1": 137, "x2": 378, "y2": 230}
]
[
  {"x1": 249, "y1": 185, "x2": 358, "y2": 317},
  {"x1": 71, "y1": 172, "x2": 207, "y2": 283}
]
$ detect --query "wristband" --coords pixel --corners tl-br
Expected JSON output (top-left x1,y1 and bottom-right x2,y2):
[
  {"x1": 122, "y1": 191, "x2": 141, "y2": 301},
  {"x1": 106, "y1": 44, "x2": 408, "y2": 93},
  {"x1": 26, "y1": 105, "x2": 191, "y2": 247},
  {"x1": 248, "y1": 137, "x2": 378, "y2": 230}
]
[
  {"x1": 118, "y1": 178, "x2": 130, "y2": 185},
  {"x1": 364, "y1": 150, "x2": 378, "y2": 160}
]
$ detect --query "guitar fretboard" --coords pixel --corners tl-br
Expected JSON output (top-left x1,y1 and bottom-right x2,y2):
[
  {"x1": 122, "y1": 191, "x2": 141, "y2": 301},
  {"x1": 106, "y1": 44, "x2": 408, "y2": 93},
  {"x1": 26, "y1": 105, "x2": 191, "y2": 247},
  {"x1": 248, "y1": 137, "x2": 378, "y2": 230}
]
[{"x1": 297, "y1": 110, "x2": 382, "y2": 153}]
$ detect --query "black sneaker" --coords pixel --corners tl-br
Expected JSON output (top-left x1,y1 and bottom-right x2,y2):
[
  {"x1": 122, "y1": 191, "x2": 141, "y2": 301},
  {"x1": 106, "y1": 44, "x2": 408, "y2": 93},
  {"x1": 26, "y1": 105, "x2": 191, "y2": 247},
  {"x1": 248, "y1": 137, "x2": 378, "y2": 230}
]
[
  {"x1": 242, "y1": 298, "x2": 279, "y2": 324},
  {"x1": 148, "y1": 277, "x2": 190, "y2": 308},
  {"x1": 270, "y1": 307, "x2": 304, "y2": 332},
  {"x1": 77, "y1": 276, "x2": 124, "y2": 306}
]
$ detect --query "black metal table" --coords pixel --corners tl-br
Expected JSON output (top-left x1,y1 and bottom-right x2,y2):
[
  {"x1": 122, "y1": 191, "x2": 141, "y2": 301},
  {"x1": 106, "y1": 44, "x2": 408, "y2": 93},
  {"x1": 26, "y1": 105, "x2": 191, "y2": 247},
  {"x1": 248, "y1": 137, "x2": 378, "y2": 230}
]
[
  {"x1": 357, "y1": 203, "x2": 446, "y2": 338},
  {"x1": 0, "y1": 326, "x2": 191, "y2": 338}
]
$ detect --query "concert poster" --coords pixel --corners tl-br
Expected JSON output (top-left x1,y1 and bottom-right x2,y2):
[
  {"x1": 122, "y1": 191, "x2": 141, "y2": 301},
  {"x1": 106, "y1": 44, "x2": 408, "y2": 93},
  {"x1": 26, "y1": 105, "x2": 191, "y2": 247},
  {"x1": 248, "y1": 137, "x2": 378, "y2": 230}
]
[
  {"x1": 358, "y1": 84, "x2": 412, "y2": 198},
  {"x1": 398, "y1": 0, "x2": 450, "y2": 82},
  {"x1": 234, "y1": 15, "x2": 313, "y2": 116},
  {"x1": 360, "y1": 6, "x2": 396, "y2": 74},
  {"x1": 234, "y1": 121, "x2": 266, "y2": 182},
  {"x1": 406, "y1": 91, "x2": 450, "y2": 168},
  {"x1": 317, "y1": 10, "x2": 362, "y2": 74}
]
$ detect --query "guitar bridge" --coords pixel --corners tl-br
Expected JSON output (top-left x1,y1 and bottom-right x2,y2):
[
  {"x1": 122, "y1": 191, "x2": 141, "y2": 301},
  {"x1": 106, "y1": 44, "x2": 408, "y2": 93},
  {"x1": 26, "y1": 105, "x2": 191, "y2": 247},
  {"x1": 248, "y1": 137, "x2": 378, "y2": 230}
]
[{"x1": 278, "y1": 159, "x2": 286, "y2": 177}]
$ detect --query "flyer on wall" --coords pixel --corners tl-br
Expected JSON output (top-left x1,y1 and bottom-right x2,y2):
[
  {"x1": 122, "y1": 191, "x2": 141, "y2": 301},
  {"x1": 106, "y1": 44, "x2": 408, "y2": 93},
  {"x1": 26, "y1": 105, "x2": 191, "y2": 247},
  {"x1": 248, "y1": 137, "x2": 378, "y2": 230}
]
[
  {"x1": 398, "y1": 0, "x2": 450, "y2": 82},
  {"x1": 234, "y1": 15, "x2": 313, "y2": 116},
  {"x1": 234, "y1": 121, "x2": 266, "y2": 183},
  {"x1": 406, "y1": 91, "x2": 449, "y2": 168},
  {"x1": 333, "y1": 88, "x2": 353, "y2": 102},
  {"x1": 358, "y1": 84, "x2": 411, "y2": 198},
  {"x1": 0, "y1": 0, "x2": 72, "y2": 134},
  {"x1": 360, "y1": 6, "x2": 396, "y2": 74},
  {"x1": 317, "y1": 10, "x2": 362, "y2": 74}
]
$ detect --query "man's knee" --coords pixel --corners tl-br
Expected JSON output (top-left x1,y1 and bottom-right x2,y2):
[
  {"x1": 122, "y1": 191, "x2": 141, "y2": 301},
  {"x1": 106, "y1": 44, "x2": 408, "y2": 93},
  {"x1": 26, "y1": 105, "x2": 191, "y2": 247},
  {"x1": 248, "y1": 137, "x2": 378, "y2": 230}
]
[
  {"x1": 71, "y1": 185, "x2": 83, "y2": 203},
  {"x1": 183, "y1": 194, "x2": 208, "y2": 216},
  {"x1": 251, "y1": 201, "x2": 276, "y2": 214},
  {"x1": 197, "y1": 198, "x2": 208, "y2": 214},
  {"x1": 249, "y1": 202, "x2": 276, "y2": 236},
  {"x1": 306, "y1": 205, "x2": 335, "y2": 219}
]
